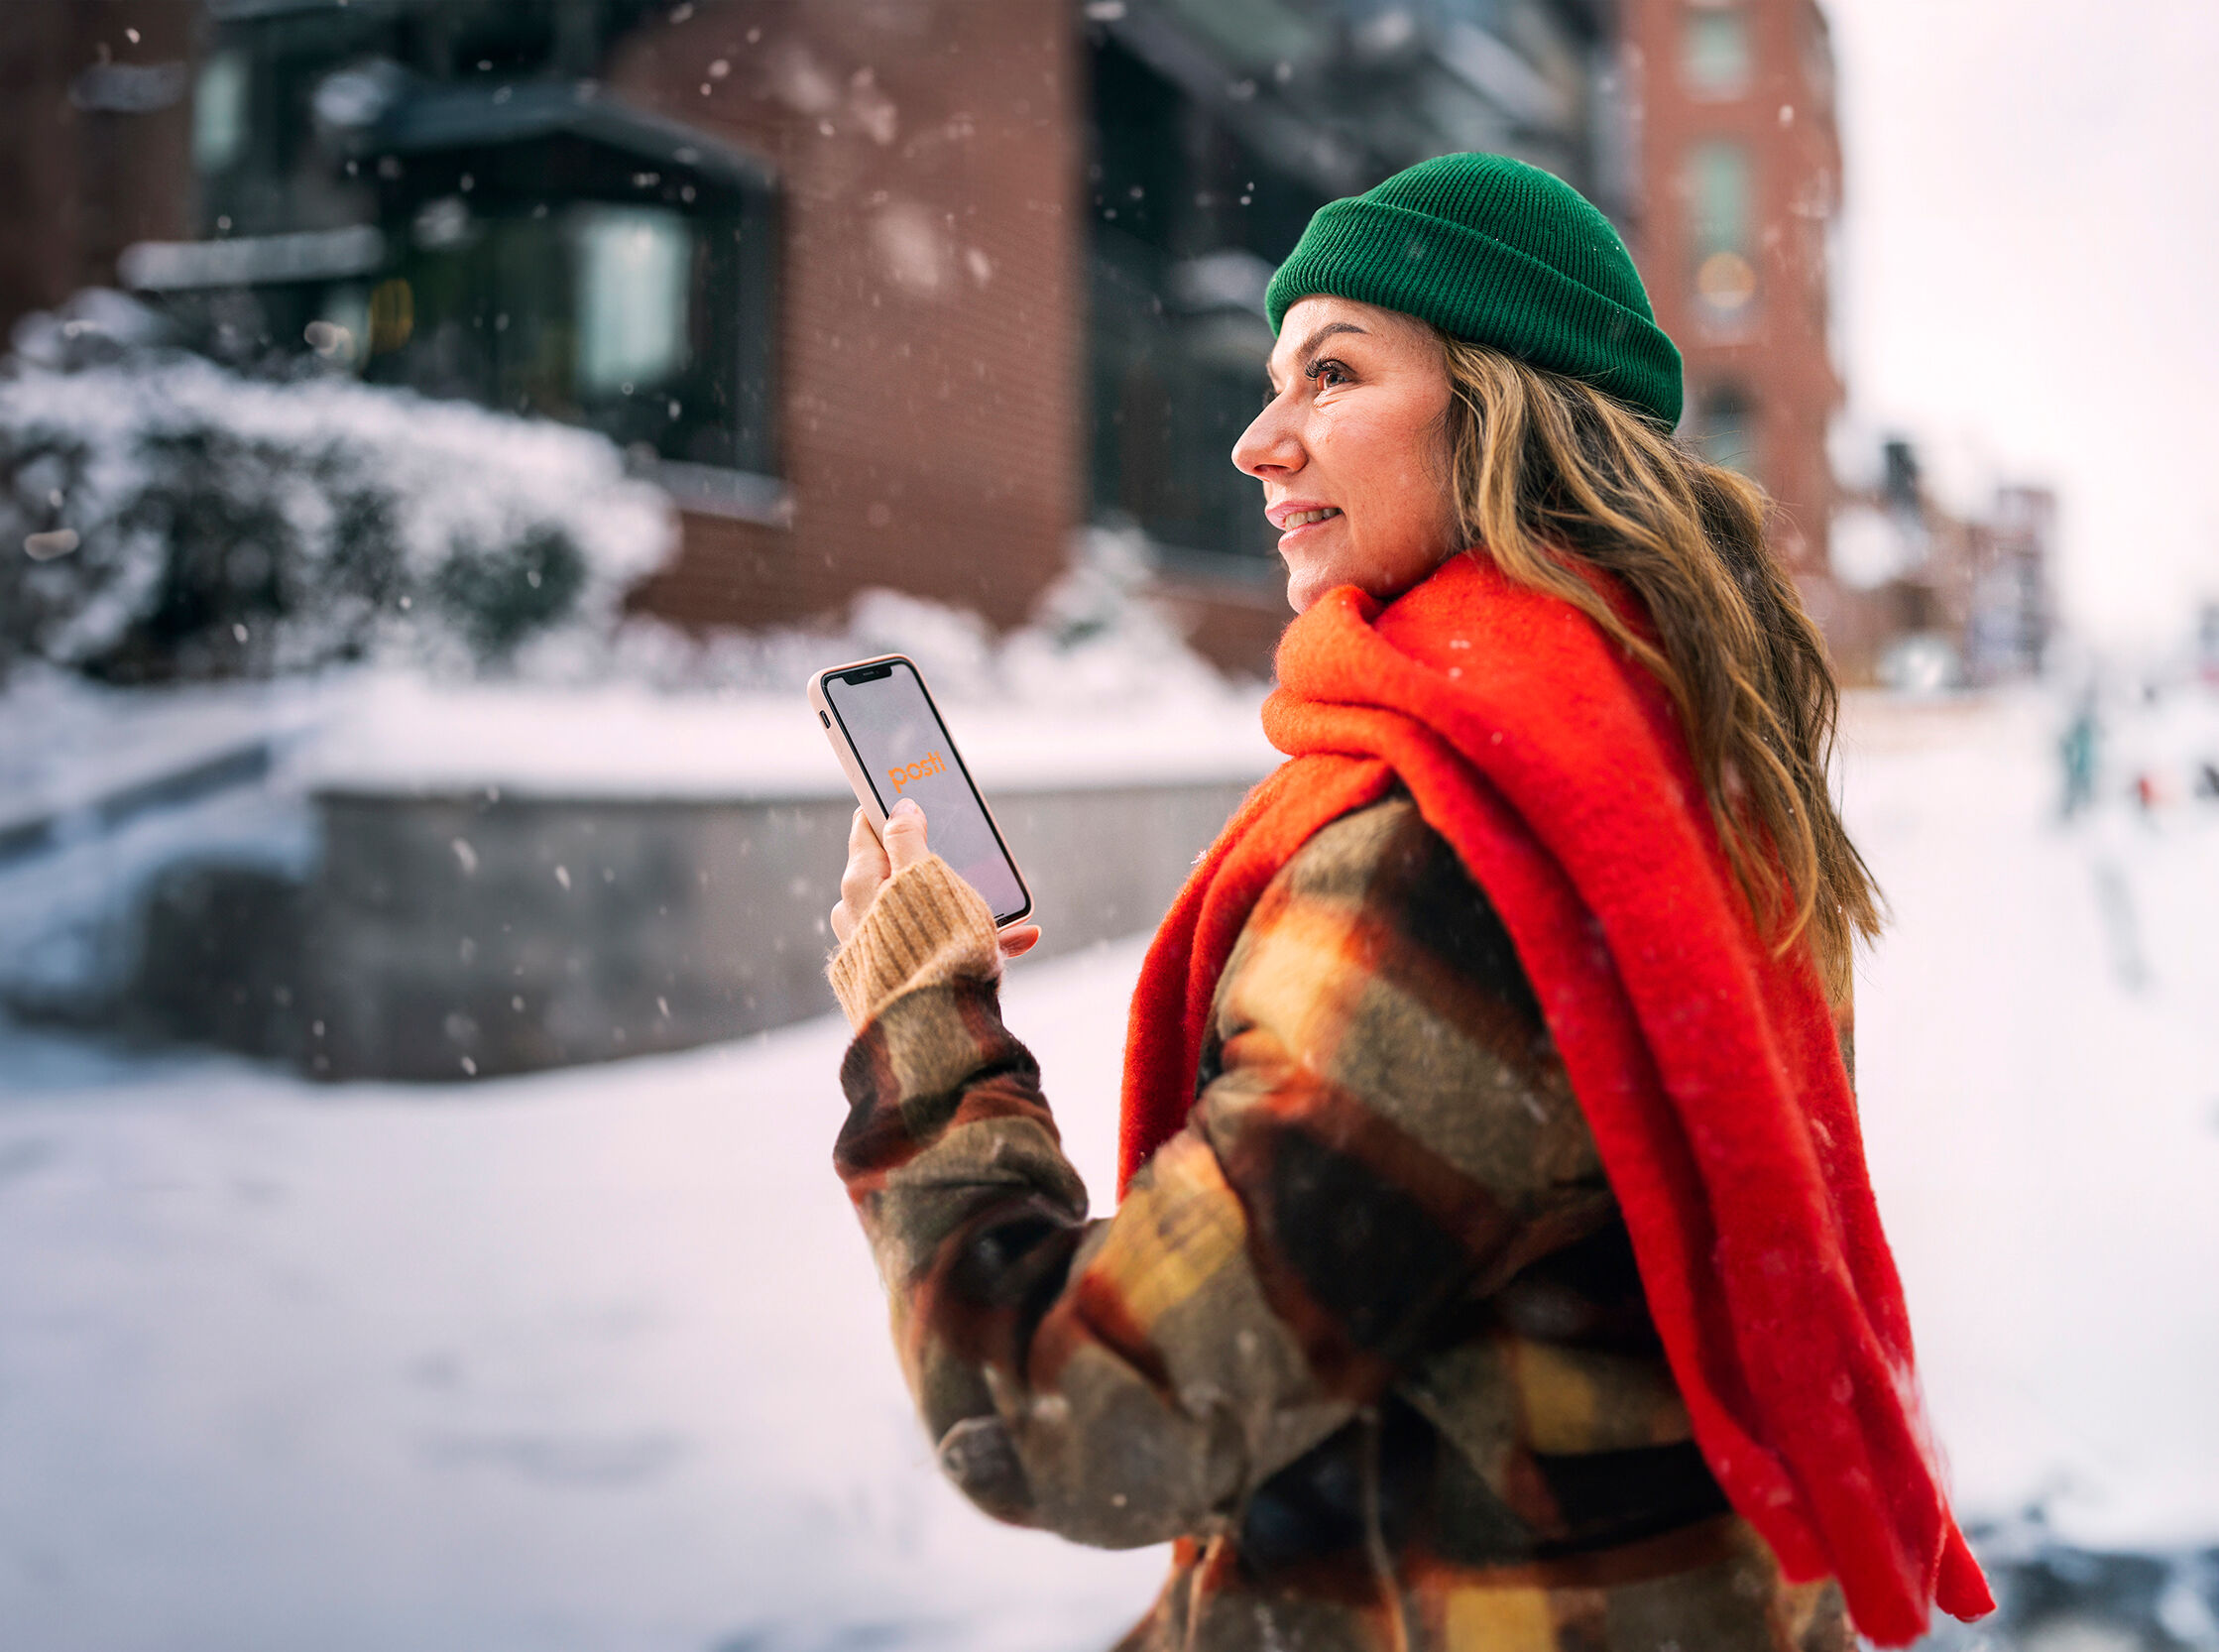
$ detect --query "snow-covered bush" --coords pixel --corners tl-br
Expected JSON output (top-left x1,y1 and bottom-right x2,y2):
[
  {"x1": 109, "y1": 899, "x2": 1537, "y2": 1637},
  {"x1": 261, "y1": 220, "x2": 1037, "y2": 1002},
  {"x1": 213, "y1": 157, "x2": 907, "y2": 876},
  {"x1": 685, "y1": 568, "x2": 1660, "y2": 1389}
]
[
  {"x1": 581, "y1": 523, "x2": 1258, "y2": 707},
  {"x1": 0, "y1": 311, "x2": 673, "y2": 683}
]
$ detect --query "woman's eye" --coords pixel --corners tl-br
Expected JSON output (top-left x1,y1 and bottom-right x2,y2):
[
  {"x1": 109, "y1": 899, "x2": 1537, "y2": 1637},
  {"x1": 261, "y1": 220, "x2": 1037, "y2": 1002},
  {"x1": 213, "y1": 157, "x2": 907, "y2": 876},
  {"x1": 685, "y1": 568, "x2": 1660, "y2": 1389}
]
[{"x1": 1310, "y1": 359, "x2": 1351, "y2": 389}]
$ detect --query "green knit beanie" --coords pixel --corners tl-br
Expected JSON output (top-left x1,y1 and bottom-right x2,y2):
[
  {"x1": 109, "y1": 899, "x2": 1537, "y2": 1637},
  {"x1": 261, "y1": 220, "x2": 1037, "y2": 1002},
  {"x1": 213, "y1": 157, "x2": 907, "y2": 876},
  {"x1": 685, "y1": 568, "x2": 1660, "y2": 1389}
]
[{"x1": 1265, "y1": 153, "x2": 1683, "y2": 428}]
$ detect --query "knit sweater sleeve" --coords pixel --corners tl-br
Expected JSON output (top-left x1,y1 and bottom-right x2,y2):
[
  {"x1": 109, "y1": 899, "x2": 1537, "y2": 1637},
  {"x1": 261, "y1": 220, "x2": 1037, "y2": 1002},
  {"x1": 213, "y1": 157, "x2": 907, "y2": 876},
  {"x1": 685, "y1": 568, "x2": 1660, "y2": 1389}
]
[
  {"x1": 826, "y1": 853, "x2": 1003, "y2": 1027},
  {"x1": 827, "y1": 796, "x2": 1619, "y2": 1548}
]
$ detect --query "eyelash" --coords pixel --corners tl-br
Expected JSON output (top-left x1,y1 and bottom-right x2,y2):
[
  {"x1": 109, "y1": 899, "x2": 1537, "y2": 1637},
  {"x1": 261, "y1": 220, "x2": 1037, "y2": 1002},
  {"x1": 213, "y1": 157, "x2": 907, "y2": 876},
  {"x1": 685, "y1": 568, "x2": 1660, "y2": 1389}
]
[{"x1": 1261, "y1": 358, "x2": 1352, "y2": 406}]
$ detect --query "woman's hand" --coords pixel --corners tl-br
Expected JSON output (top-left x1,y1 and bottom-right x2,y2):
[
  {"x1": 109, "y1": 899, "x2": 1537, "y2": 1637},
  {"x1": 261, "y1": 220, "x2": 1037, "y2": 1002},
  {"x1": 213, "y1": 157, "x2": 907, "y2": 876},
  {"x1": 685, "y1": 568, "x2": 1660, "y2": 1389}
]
[{"x1": 831, "y1": 798, "x2": 1041, "y2": 959}]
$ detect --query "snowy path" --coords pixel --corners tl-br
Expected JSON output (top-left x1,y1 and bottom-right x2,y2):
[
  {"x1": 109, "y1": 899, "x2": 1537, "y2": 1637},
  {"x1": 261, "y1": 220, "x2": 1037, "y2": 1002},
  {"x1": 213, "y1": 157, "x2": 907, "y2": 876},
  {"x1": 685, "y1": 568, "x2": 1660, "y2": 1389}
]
[{"x1": 0, "y1": 690, "x2": 2214, "y2": 1649}]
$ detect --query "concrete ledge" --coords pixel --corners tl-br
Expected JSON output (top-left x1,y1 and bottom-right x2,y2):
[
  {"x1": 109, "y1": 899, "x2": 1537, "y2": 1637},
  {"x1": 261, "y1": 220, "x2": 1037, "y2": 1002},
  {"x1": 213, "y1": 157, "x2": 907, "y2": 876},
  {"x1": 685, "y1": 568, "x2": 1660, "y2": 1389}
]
[{"x1": 291, "y1": 778, "x2": 1254, "y2": 1082}]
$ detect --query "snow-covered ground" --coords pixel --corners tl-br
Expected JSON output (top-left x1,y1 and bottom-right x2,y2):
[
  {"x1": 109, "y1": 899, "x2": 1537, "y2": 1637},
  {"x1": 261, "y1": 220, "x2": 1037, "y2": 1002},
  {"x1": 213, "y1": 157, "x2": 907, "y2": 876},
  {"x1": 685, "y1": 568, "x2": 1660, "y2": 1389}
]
[
  {"x1": 0, "y1": 685, "x2": 2215, "y2": 1650},
  {"x1": 1840, "y1": 687, "x2": 2219, "y2": 1553},
  {"x1": 0, "y1": 940, "x2": 1169, "y2": 1652}
]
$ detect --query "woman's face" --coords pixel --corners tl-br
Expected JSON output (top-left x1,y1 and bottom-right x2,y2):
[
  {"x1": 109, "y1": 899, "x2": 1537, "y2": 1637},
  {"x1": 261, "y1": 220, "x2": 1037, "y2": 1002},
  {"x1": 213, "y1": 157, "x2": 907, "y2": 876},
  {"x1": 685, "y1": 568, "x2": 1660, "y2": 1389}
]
[{"x1": 1232, "y1": 295, "x2": 1462, "y2": 614}]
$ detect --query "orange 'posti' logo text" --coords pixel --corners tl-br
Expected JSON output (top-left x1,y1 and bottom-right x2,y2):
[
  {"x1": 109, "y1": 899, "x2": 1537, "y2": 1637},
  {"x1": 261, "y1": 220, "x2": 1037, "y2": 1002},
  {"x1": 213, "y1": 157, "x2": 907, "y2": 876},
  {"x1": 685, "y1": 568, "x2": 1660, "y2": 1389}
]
[{"x1": 887, "y1": 751, "x2": 946, "y2": 792}]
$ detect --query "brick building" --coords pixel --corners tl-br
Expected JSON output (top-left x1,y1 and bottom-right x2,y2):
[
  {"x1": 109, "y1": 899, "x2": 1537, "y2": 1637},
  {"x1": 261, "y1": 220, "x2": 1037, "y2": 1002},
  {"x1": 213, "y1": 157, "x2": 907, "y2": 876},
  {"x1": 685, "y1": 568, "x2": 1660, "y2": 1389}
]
[
  {"x1": 0, "y1": 2, "x2": 194, "y2": 340},
  {"x1": 1620, "y1": 0, "x2": 1860, "y2": 652},
  {"x1": 605, "y1": 3, "x2": 1085, "y2": 630},
  {"x1": 0, "y1": 0, "x2": 1084, "y2": 634},
  {"x1": 1, "y1": 1, "x2": 1651, "y2": 676},
  {"x1": 1831, "y1": 438, "x2": 2054, "y2": 689}
]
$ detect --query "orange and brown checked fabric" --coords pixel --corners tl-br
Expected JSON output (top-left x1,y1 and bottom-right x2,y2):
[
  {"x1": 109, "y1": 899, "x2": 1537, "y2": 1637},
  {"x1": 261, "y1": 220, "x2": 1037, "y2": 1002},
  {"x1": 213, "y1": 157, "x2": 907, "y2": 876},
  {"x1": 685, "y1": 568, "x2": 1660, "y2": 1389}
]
[{"x1": 829, "y1": 796, "x2": 1850, "y2": 1651}]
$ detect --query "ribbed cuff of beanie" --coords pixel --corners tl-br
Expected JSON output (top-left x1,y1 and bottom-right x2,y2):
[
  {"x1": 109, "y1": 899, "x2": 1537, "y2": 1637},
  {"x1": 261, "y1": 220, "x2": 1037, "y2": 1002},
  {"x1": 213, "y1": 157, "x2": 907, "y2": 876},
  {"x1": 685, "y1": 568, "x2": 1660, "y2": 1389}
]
[
  {"x1": 827, "y1": 854, "x2": 1002, "y2": 1029},
  {"x1": 1264, "y1": 193, "x2": 1684, "y2": 427}
]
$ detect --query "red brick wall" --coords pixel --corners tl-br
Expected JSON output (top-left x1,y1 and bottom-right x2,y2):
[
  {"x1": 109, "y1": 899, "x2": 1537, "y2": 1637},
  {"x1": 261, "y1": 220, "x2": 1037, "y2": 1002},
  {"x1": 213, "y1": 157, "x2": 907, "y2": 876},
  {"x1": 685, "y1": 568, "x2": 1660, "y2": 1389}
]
[
  {"x1": 0, "y1": 2, "x2": 193, "y2": 341},
  {"x1": 610, "y1": 0, "x2": 1083, "y2": 633}
]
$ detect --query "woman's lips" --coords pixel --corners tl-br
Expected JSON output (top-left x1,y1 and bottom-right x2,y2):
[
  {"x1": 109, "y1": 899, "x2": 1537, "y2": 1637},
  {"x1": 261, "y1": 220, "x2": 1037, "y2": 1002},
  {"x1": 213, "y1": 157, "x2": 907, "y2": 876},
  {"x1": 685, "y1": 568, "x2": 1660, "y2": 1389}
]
[{"x1": 1273, "y1": 505, "x2": 1343, "y2": 546}]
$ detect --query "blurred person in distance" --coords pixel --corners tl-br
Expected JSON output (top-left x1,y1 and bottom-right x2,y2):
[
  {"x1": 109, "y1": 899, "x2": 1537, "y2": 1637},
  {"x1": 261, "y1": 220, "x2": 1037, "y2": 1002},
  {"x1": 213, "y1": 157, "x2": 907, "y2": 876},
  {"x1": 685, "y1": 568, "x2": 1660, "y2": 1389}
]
[
  {"x1": 2060, "y1": 688, "x2": 2101, "y2": 818},
  {"x1": 823, "y1": 155, "x2": 1991, "y2": 1651}
]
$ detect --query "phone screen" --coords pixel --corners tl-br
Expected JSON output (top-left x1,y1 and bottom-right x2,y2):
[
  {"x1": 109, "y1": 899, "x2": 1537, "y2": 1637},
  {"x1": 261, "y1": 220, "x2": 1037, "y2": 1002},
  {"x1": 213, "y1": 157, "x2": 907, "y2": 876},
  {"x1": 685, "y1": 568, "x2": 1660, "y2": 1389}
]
[{"x1": 821, "y1": 659, "x2": 1029, "y2": 923}]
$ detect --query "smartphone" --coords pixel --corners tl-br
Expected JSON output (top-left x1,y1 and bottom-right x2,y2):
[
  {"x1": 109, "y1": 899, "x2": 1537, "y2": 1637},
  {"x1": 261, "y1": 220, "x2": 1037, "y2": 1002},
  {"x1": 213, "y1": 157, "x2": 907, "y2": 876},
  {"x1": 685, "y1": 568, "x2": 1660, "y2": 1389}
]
[{"x1": 806, "y1": 654, "x2": 1033, "y2": 927}]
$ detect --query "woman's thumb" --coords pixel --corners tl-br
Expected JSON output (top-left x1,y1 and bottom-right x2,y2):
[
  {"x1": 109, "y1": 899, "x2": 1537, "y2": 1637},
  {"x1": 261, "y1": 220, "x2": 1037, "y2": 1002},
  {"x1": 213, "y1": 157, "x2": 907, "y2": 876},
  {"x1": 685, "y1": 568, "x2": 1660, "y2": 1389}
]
[{"x1": 883, "y1": 797, "x2": 929, "y2": 871}]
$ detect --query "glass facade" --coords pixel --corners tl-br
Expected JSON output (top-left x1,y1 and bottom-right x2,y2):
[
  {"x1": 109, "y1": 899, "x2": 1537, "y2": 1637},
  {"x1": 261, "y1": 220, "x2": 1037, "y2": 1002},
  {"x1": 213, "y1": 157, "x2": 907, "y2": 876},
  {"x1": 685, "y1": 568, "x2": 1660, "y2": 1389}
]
[{"x1": 1085, "y1": 36, "x2": 1318, "y2": 573}]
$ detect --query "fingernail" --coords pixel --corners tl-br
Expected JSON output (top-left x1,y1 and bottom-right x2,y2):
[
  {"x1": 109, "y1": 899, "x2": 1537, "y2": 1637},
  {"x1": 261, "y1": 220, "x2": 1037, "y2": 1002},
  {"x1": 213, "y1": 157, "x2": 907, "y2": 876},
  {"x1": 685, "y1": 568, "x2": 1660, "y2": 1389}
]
[{"x1": 892, "y1": 798, "x2": 920, "y2": 818}]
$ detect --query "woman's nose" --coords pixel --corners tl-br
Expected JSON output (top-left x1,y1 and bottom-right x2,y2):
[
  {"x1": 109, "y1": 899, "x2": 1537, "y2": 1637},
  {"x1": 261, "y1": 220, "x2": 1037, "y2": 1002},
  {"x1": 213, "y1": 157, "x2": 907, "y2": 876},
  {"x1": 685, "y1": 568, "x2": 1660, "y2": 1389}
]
[{"x1": 1232, "y1": 396, "x2": 1302, "y2": 480}]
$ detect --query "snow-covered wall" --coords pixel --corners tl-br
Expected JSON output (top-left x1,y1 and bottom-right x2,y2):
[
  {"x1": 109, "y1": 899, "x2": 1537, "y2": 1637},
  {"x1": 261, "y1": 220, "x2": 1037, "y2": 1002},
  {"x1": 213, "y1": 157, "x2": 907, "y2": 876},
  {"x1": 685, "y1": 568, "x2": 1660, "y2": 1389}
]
[{"x1": 294, "y1": 776, "x2": 1257, "y2": 1081}]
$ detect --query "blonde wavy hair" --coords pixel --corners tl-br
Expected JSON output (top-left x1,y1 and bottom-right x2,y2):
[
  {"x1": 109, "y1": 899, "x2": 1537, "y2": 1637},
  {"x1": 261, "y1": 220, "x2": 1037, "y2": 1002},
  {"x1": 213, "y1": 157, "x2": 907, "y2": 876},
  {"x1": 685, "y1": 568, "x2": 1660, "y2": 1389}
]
[{"x1": 1436, "y1": 334, "x2": 1881, "y2": 1003}]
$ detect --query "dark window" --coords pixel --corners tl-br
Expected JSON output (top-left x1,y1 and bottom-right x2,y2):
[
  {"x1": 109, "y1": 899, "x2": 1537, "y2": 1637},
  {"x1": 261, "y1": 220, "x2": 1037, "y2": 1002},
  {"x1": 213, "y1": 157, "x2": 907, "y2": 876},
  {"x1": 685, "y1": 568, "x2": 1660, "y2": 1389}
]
[{"x1": 363, "y1": 139, "x2": 777, "y2": 478}]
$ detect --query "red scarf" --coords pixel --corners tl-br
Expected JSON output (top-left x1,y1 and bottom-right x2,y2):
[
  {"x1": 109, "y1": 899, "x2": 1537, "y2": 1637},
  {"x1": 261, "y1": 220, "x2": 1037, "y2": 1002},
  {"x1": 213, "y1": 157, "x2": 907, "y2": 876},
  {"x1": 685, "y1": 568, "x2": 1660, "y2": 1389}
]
[{"x1": 1118, "y1": 554, "x2": 1990, "y2": 1646}]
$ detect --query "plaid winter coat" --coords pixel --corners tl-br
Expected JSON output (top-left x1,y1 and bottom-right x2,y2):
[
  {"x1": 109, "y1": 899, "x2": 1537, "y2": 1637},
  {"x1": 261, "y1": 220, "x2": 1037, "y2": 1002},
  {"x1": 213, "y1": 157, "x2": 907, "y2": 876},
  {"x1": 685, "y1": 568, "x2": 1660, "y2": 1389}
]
[{"x1": 828, "y1": 793, "x2": 1850, "y2": 1652}]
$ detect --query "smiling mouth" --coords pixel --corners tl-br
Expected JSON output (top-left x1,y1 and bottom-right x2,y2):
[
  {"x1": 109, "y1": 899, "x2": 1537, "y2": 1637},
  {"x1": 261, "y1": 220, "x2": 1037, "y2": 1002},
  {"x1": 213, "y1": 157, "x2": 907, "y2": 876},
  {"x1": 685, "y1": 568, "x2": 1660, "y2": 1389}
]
[{"x1": 1280, "y1": 507, "x2": 1342, "y2": 529}]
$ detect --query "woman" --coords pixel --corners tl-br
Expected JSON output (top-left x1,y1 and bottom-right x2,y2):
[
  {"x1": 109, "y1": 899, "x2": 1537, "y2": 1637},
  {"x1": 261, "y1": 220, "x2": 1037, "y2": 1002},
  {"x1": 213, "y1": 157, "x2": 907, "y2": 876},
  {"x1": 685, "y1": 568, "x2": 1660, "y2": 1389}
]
[{"x1": 824, "y1": 154, "x2": 1990, "y2": 1651}]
